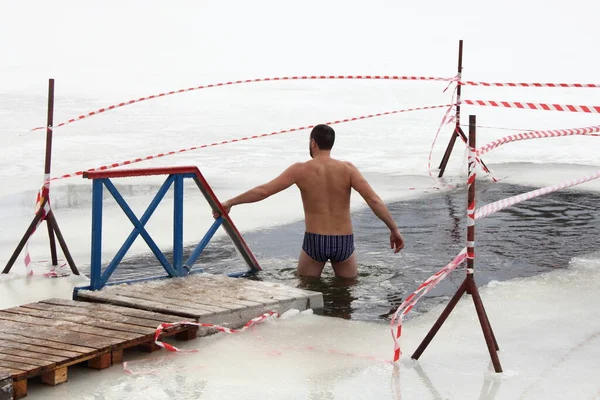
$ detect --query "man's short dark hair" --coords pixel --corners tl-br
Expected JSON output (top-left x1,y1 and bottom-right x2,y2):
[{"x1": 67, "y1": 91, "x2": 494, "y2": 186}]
[{"x1": 310, "y1": 124, "x2": 335, "y2": 150}]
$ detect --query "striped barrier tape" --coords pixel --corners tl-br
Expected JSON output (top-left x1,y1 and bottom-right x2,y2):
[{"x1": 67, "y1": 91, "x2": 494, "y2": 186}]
[
  {"x1": 48, "y1": 104, "x2": 453, "y2": 183},
  {"x1": 466, "y1": 143, "x2": 476, "y2": 266},
  {"x1": 460, "y1": 81, "x2": 600, "y2": 88},
  {"x1": 30, "y1": 75, "x2": 455, "y2": 132},
  {"x1": 23, "y1": 175, "x2": 51, "y2": 276},
  {"x1": 426, "y1": 91, "x2": 457, "y2": 180},
  {"x1": 463, "y1": 100, "x2": 600, "y2": 113},
  {"x1": 425, "y1": 82, "x2": 497, "y2": 183},
  {"x1": 154, "y1": 311, "x2": 279, "y2": 352},
  {"x1": 476, "y1": 125, "x2": 600, "y2": 156},
  {"x1": 390, "y1": 248, "x2": 468, "y2": 362},
  {"x1": 474, "y1": 169, "x2": 600, "y2": 220},
  {"x1": 391, "y1": 168, "x2": 600, "y2": 361}
]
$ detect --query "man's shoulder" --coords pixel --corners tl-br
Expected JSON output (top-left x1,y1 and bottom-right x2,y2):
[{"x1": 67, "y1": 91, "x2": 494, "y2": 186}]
[{"x1": 334, "y1": 159, "x2": 357, "y2": 170}]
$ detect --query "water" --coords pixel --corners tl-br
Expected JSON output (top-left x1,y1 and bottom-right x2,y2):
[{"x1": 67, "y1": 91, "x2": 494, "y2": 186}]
[
  {"x1": 2, "y1": 0, "x2": 600, "y2": 398},
  {"x1": 106, "y1": 179, "x2": 600, "y2": 322}
]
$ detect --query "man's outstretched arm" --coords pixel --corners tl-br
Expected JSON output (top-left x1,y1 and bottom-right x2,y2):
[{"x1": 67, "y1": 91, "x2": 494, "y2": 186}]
[
  {"x1": 348, "y1": 162, "x2": 405, "y2": 252},
  {"x1": 219, "y1": 163, "x2": 300, "y2": 213}
]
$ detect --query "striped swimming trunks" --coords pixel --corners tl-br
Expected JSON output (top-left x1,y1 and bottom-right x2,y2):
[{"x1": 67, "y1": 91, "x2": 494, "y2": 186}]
[{"x1": 302, "y1": 232, "x2": 355, "y2": 263}]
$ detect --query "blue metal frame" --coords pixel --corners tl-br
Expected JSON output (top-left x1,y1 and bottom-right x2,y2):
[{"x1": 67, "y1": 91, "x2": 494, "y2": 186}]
[
  {"x1": 184, "y1": 217, "x2": 223, "y2": 273},
  {"x1": 85, "y1": 172, "x2": 238, "y2": 292},
  {"x1": 173, "y1": 174, "x2": 184, "y2": 276}
]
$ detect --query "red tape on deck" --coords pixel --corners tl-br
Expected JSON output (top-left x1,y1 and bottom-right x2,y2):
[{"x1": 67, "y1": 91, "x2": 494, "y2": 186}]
[
  {"x1": 30, "y1": 75, "x2": 454, "y2": 132},
  {"x1": 154, "y1": 311, "x2": 279, "y2": 352}
]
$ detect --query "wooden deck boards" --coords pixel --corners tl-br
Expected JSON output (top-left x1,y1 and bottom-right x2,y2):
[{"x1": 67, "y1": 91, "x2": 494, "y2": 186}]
[
  {"x1": 76, "y1": 273, "x2": 324, "y2": 330},
  {"x1": 0, "y1": 299, "x2": 195, "y2": 399},
  {"x1": 1, "y1": 274, "x2": 323, "y2": 399}
]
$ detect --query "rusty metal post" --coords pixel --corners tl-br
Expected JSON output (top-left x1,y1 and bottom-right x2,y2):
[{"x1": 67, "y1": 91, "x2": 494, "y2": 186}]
[
  {"x1": 437, "y1": 41, "x2": 491, "y2": 177},
  {"x1": 411, "y1": 278, "x2": 468, "y2": 360},
  {"x1": 437, "y1": 40, "x2": 464, "y2": 177},
  {"x1": 1, "y1": 202, "x2": 47, "y2": 274},
  {"x1": 45, "y1": 79, "x2": 59, "y2": 266},
  {"x1": 3, "y1": 79, "x2": 79, "y2": 275},
  {"x1": 46, "y1": 211, "x2": 80, "y2": 275},
  {"x1": 465, "y1": 115, "x2": 502, "y2": 372},
  {"x1": 412, "y1": 116, "x2": 502, "y2": 373}
]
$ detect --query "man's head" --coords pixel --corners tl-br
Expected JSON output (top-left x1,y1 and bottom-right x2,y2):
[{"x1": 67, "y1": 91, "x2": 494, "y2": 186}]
[{"x1": 309, "y1": 124, "x2": 335, "y2": 158}]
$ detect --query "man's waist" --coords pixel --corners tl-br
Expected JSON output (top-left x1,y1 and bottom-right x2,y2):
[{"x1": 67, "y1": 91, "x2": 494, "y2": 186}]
[{"x1": 304, "y1": 231, "x2": 354, "y2": 237}]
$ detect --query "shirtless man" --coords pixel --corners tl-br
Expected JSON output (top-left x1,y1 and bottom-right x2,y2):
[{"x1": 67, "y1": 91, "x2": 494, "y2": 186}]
[{"x1": 217, "y1": 124, "x2": 404, "y2": 278}]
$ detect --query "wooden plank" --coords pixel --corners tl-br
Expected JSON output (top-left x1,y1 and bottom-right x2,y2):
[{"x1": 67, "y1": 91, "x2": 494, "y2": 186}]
[
  {"x1": 0, "y1": 364, "x2": 26, "y2": 375},
  {"x1": 105, "y1": 286, "x2": 232, "y2": 313},
  {"x1": 43, "y1": 298, "x2": 186, "y2": 322},
  {"x1": 76, "y1": 291, "x2": 212, "y2": 319},
  {"x1": 125, "y1": 283, "x2": 258, "y2": 309},
  {"x1": 76, "y1": 275, "x2": 322, "y2": 323},
  {"x1": 151, "y1": 274, "x2": 296, "y2": 302},
  {"x1": 0, "y1": 345, "x2": 65, "y2": 363},
  {"x1": 0, "y1": 360, "x2": 41, "y2": 380},
  {"x1": 175, "y1": 276, "x2": 297, "y2": 304},
  {"x1": 103, "y1": 276, "x2": 306, "y2": 317},
  {"x1": 0, "y1": 311, "x2": 139, "y2": 341},
  {"x1": 0, "y1": 339, "x2": 82, "y2": 359},
  {"x1": 200, "y1": 274, "x2": 311, "y2": 299},
  {"x1": 23, "y1": 302, "x2": 169, "y2": 329},
  {"x1": 141, "y1": 278, "x2": 266, "y2": 307},
  {"x1": 6, "y1": 306, "x2": 155, "y2": 335},
  {"x1": 156, "y1": 286, "x2": 278, "y2": 315},
  {"x1": 0, "y1": 353, "x2": 55, "y2": 368},
  {"x1": 0, "y1": 320, "x2": 114, "y2": 349},
  {"x1": 114, "y1": 285, "x2": 249, "y2": 311},
  {"x1": 145, "y1": 278, "x2": 280, "y2": 307},
  {"x1": 0, "y1": 332, "x2": 96, "y2": 354}
]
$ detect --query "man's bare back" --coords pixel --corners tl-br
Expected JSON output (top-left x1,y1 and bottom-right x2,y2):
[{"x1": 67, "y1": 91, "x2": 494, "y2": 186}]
[
  {"x1": 296, "y1": 157, "x2": 353, "y2": 235},
  {"x1": 217, "y1": 124, "x2": 404, "y2": 279}
]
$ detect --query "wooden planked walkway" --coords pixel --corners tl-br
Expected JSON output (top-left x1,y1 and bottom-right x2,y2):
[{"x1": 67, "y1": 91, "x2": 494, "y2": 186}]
[
  {"x1": 77, "y1": 274, "x2": 324, "y2": 331},
  {"x1": 0, "y1": 274, "x2": 323, "y2": 399},
  {"x1": 0, "y1": 298, "x2": 197, "y2": 399}
]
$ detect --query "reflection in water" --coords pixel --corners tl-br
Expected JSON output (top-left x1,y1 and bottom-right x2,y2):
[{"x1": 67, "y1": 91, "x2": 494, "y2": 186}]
[
  {"x1": 478, "y1": 376, "x2": 502, "y2": 400},
  {"x1": 94, "y1": 182, "x2": 600, "y2": 323},
  {"x1": 413, "y1": 363, "x2": 444, "y2": 400},
  {"x1": 297, "y1": 275, "x2": 357, "y2": 319}
]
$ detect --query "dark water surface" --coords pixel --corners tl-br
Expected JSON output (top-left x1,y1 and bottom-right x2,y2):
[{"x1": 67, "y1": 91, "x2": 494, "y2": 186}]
[{"x1": 106, "y1": 182, "x2": 600, "y2": 323}]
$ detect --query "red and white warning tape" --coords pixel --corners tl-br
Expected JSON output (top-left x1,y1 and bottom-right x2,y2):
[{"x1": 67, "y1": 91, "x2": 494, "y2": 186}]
[
  {"x1": 154, "y1": 311, "x2": 279, "y2": 352},
  {"x1": 23, "y1": 175, "x2": 51, "y2": 276},
  {"x1": 390, "y1": 248, "x2": 468, "y2": 362},
  {"x1": 459, "y1": 81, "x2": 600, "y2": 88},
  {"x1": 48, "y1": 104, "x2": 453, "y2": 183},
  {"x1": 477, "y1": 125, "x2": 600, "y2": 156},
  {"x1": 30, "y1": 75, "x2": 454, "y2": 132},
  {"x1": 463, "y1": 100, "x2": 600, "y2": 113},
  {"x1": 466, "y1": 144, "x2": 477, "y2": 267},
  {"x1": 391, "y1": 168, "x2": 600, "y2": 361},
  {"x1": 475, "y1": 169, "x2": 600, "y2": 220}
]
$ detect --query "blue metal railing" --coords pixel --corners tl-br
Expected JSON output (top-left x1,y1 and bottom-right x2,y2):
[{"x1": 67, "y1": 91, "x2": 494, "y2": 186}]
[{"x1": 76, "y1": 166, "x2": 261, "y2": 294}]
